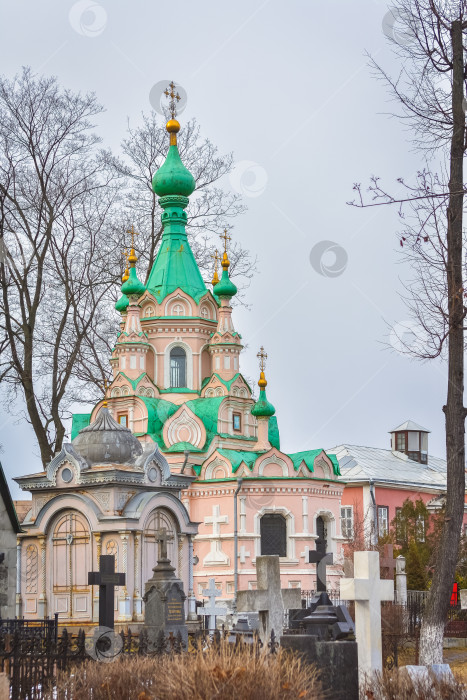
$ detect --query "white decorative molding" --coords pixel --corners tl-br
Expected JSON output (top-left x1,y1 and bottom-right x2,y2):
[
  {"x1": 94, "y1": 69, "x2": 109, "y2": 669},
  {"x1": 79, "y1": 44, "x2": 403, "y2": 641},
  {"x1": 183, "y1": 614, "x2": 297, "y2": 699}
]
[
  {"x1": 202, "y1": 505, "x2": 229, "y2": 566},
  {"x1": 257, "y1": 455, "x2": 289, "y2": 477},
  {"x1": 203, "y1": 457, "x2": 231, "y2": 480},
  {"x1": 164, "y1": 405, "x2": 206, "y2": 448}
]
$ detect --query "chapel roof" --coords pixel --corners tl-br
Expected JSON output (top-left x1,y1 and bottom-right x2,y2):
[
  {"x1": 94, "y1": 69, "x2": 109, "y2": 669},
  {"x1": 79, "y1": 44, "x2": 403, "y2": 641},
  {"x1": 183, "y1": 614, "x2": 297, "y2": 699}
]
[
  {"x1": 72, "y1": 407, "x2": 143, "y2": 466},
  {"x1": 328, "y1": 443, "x2": 447, "y2": 489}
]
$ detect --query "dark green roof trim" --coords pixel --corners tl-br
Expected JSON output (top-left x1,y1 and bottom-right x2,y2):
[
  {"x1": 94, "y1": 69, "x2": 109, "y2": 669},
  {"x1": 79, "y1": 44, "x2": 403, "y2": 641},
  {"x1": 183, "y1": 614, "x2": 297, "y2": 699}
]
[
  {"x1": 268, "y1": 416, "x2": 280, "y2": 450},
  {"x1": 218, "y1": 433, "x2": 258, "y2": 442},
  {"x1": 287, "y1": 450, "x2": 341, "y2": 477},
  {"x1": 165, "y1": 442, "x2": 205, "y2": 453},
  {"x1": 71, "y1": 413, "x2": 92, "y2": 440},
  {"x1": 159, "y1": 387, "x2": 200, "y2": 394},
  {"x1": 116, "y1": 372, "x2": 156, "y2": 391},
  {"x1": 216, "y1": 449, "x2": 267, "y2": 473},
  {"x1": 142, "y1": 316, "x2": 217, "y2": 323},
  {"x1": 203, "y1": 373, "x2": 252, "y2": 394},
  {"x1": 0, "y1": 461, "x2": 22, "y2": 533},
  {"x1": 195, "y1": 476, "x2": 345, "y2": 484}
]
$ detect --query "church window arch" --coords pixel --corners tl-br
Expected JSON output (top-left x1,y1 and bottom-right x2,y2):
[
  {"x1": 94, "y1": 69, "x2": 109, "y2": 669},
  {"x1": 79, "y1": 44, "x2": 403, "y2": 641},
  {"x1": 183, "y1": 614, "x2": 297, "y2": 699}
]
[
  {"x1": 170, "y1": 347, "x2": 186, "y2": 387},
  {"x1": 215, "y1": 387, "x2": 223, "y2": 396},
  {"x1": 121, "y1": 386, "x2": 129, "y2": 396},
  {"x1": 260, "y1": 514, "x2": 287, "y2": 557},
  {"x1": 205, "y1": 388, "x2": 214, "y2": 397},
  {"x1": 111, "y1": 388, "x2": 121, "y2": 397}
]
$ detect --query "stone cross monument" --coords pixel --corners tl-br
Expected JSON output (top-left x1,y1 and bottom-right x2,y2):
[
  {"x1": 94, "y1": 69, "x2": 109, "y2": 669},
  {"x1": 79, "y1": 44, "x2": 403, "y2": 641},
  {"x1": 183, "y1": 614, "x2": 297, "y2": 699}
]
[
  {"x1": 340, "y1": 550, "x2": 394, "y2": 674},
  {"x1": 201, "y1": 578, "x2": 227, "y2": 633},
  {"x1": 237, "y1": 555, "x2": 301, "y2": 643}
]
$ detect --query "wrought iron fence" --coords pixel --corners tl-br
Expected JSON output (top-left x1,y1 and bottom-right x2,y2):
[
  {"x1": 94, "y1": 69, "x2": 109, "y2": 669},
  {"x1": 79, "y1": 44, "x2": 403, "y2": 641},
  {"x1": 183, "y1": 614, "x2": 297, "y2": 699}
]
[
  {"x1": 0, "y1": 625, "x2": 276, "y2": 700},
  {"x1": 0, "y1": 614, "x2": 58, "y2": 643}
]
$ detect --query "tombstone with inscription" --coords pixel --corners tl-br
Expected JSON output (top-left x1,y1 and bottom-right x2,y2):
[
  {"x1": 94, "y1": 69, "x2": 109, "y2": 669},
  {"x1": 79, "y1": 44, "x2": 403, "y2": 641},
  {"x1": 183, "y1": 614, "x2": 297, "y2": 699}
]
[{"x1": 143, "y1": 528, "x2": 188, "y2": 649}]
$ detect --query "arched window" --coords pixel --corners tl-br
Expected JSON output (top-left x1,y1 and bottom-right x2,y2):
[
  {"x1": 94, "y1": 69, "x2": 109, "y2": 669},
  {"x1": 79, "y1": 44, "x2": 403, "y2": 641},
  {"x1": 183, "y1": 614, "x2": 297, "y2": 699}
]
[
  {"x1": 170, "y1": 347, "x2": 186, "y2": 387},
  {"x1": 316, "y1": 516, "x2": 327, "y2": 554},
  {"x1": 260, "y1": 513, "x2": 287, "y2": 557}
]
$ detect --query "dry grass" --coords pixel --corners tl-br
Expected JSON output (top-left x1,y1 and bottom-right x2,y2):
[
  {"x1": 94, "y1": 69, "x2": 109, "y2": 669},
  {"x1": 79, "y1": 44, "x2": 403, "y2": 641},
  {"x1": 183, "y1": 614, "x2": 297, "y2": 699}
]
[
  {"x1": 51, "y1": 642, "x2": 324, "y2": 700},
  {"x1": 361, "y1": 668, "x2": 467, "y2": 699}
]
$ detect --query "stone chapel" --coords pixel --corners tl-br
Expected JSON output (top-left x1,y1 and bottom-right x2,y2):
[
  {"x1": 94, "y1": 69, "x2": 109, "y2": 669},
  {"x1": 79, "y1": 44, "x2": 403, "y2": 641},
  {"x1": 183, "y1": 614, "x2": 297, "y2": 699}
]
[{"x1": 14, "y1": 102, "x2": 345, "y2": 626}]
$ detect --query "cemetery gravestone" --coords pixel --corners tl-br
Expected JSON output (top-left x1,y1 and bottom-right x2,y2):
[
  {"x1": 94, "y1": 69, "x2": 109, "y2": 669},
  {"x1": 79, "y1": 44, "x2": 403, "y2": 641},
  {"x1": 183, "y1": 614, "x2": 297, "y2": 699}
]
[
  {"x1": 395, "y1": 555, "x2": 407, "y2": 605},
  {"x1": 236, "y1": 555, "x2": 301, "y2": 643},
  {"x1": 308, "y1": 550, "x2": 333, "y2": 592},
  {"x1": 88, "y1": 555, "x2": 125, "y2": 629},
  {"x1": 201, "y1": 578, "x2": 227, "y2": 633},
  {"x1": 340, "y1": 550, "x2": 394, "y2": 675},
  {"x1": 143, "y1": 528, "x2": 188, "y2": 649}
]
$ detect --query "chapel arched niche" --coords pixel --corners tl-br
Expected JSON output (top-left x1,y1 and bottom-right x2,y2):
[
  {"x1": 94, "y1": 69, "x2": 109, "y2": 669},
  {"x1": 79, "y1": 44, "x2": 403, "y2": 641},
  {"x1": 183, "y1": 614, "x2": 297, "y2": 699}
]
[
  {"x1": 143, "y1": 507, "x2": 179, "y2": 583},
  {"x1": 50, "y1": 510, "x2": 92, "y2": 620}
]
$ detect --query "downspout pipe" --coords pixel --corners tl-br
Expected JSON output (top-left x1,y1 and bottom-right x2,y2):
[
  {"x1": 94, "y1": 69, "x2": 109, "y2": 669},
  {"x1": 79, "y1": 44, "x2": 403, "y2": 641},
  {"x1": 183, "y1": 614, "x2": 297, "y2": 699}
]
[
  {"x1": 233, "y1": 477, "x2": 243, "y2": 612},
  {"x1": 369, "y1": 479, "x2": 377, "y2": 544}
]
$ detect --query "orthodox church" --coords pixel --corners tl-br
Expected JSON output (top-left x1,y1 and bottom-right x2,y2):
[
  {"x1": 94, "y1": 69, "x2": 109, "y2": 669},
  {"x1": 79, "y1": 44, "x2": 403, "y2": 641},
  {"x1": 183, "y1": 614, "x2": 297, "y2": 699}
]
[{"x1": 14, "y1": 99, "x2": 344, "y2": 626}]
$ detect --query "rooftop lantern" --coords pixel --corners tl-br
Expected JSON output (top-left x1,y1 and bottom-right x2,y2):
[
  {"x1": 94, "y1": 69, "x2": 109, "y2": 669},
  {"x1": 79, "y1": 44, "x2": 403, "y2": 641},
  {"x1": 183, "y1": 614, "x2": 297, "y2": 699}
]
[{"x1": 390, "y1": 420, "x2": 430, "y2": 464}]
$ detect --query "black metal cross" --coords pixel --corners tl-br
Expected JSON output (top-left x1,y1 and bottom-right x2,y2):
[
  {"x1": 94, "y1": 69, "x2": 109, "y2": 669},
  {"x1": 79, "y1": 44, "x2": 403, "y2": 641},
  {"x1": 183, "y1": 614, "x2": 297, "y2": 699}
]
[
  {"x1": 88, "y1": 555, "x2": 125, "y2": 629},
  {"x1": 309, "y1": 549, "x2": 333, "y2": 592}
]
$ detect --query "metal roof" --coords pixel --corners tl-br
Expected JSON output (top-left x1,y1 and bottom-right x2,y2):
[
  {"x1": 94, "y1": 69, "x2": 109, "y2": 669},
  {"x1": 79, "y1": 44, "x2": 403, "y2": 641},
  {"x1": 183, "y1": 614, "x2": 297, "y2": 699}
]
[
  {"x1": 389, "y1": 419, "x2": 431, "y2": 433},
  {"x1": 327, "y1": 444, "x2": 447, "y2": 490}
]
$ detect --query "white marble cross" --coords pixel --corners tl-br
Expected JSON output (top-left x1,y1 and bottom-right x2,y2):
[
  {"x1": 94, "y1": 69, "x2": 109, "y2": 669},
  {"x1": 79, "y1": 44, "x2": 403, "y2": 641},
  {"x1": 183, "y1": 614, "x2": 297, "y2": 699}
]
[
  {"x1": 300, "y1": 545, "x2": 310, "y2": 560},
  {"x1": 204, "y1": 505, "x2": 228, "y2": 536},
  {"x1": 340, "y1": 551, "x2": 394, "y2": 674},
  {"x1": 238, "y1": 545, "x2": 250, "y2": 564},
  {"x1": 237, "y1": 555, "x2": 301, "y2": 643},
  {"x1": 201, "y1": 578, "x2": 227, "y2": 632}
]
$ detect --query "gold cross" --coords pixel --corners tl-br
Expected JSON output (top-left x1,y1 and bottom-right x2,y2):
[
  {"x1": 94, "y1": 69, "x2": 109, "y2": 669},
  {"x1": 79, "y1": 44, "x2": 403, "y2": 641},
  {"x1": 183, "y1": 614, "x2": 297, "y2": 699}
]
[
  {"x1": 257, "y1": 346, "x2": 268, "y2": 372},
  {"x1": 164, "y1": 81, "x2": 181, "y2": 119},
  {"x1": 211, "y1": 250, "x2": 219, "y2": 271},
  {"x1": 126, "y1": 225, "x2": 139, "y2": 249},
  {"x1": 220, "y1": 229, "x2": 231, "y2": 254}
]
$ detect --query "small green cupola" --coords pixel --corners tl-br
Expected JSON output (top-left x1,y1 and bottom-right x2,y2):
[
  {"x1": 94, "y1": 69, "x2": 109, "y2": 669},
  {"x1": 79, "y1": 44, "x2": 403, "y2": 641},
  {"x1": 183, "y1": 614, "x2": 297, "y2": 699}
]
[
  {"x1": 115, "y1": 259, "x2": 130, "y2": 313},
  {"x1": 121, "y1": 232, "x2": 146, "y2": 298},
  {"x1": 251, "y1": 374, "x2": 276, "y2": 417},
  {"x1": 152, "y1": 120, "x2": 196, "y2": 198},
  {"x1": 213, "y1": 231, "x2": 237, "y2": 298},
  {"x1": 251, "y1": 347, "x2": 276, "y2": 418}
]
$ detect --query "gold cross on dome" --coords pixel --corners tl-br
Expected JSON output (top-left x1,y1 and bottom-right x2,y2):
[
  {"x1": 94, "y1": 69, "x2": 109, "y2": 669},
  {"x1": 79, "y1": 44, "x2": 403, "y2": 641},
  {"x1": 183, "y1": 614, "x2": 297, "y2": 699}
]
[
  {"x1": 220, "y1": 229, "x2": 231, "y2": 254},
  {"x1": 211, "y1": 250, "x2": 220, "y2": 271},
  {"x1": 257, "y1": 346, "x2": 268, "y2": 372},
  {"x1": 164, "y1": 81, "x2": 181, "y2": 119},
  {"x1": 126, "y1": 225, "x2": 139, "y2": 249}
]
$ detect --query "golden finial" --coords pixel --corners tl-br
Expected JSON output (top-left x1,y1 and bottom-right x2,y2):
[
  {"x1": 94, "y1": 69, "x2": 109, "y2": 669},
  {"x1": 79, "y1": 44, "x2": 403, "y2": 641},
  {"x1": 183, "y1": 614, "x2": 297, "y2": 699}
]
[
  {"x1": 126, "y1": 225, "x2": 139, "y2": 266},
  {"x1": 257, "y1": 346, "x2": 268, "y2": 388},
  {"x1": 122, "y1": 249, "x2": 130, "y2": 283},
  {"x1": 102, "y1": 378, "x2": 109, "y2": 408},
  {"x1": 220, "y1": 229, "x2": 231, "y2": 270},
  {"x1": 211, "y1": 250, "x2": 220, "y2": 286},
  {"x1": 164, "y1": 81, "x2": 181, "y2": 145}
]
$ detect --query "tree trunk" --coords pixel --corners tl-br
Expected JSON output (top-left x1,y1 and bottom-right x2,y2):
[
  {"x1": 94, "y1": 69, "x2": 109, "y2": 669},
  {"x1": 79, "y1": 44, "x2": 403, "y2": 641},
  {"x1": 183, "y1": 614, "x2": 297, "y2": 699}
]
[{"x1": 419, "y1": 18, "x2": 466, "y2": 664}]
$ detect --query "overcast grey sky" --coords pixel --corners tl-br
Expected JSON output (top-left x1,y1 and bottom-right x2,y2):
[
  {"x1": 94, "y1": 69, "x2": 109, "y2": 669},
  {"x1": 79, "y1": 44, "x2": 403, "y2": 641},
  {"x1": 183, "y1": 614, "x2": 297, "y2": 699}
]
[{"x1": 0, "y1": 0, "x2": 448, "y2": 498}]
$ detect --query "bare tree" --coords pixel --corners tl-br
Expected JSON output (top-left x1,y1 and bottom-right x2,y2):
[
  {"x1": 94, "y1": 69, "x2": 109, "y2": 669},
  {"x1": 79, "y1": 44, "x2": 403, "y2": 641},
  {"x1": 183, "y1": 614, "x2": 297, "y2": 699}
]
[
  {"x1": 349, "y1": 1, "x2": 467, "y2": 663},
  {"x1": 0, "y1": 68, "x2": 121, "y2": 465},
  {"x1": 0, "y1": 72, "x2": 252, "y2": 466}
]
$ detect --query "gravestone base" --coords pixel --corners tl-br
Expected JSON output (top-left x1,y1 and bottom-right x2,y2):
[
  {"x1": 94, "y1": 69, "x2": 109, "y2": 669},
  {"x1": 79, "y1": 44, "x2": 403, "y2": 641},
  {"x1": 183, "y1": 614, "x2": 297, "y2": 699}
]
[
  {"x1": 281, "y1": 635, "x2": 358, "y2": 700},
  {"x1": 143, "y1": 558, "x2": 188, "y2": 649}
]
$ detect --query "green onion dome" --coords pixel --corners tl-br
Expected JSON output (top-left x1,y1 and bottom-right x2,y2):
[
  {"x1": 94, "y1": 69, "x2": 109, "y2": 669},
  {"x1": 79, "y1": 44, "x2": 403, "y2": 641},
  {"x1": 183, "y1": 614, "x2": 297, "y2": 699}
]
[
  {"x1": 121, "y1": 265, "x2": 146, "y2": 297},
  {"x1": 214, "y1": 267, "x2": 237, "y2": 298},
  {"x1": 152, "y1": 120, "x2": 196, "y2": 198},
  {"x1": 251, "y1": 388, "x2": 276, "y2": 418},
  {"x1": 115, "y1": 294, "x2": 129, "y2": 313}
]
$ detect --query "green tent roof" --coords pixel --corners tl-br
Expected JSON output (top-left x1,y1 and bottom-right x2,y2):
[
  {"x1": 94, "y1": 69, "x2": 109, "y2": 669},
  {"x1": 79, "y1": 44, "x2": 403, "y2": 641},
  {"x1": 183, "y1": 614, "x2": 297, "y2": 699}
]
[{"x1": 71, "y1": 413, "x2": 92, "y2": 440}]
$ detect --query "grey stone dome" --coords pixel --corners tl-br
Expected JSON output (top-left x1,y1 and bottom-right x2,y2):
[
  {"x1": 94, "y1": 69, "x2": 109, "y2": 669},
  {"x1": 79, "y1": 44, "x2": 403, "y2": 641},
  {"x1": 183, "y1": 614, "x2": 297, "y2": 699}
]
[{"x1": 73, "y1": 407, "x2": 143, "y2": 466}]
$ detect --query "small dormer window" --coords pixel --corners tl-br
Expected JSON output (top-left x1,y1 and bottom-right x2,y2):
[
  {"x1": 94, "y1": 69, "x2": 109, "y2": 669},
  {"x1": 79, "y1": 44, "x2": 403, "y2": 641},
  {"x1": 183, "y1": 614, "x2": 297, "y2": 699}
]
[
  {"x1": 390, "y1": 420, "x2": 430, "y2": 464},
  {"x1": 233, "y1": 412, "x2": 241, "y2": 432}
]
